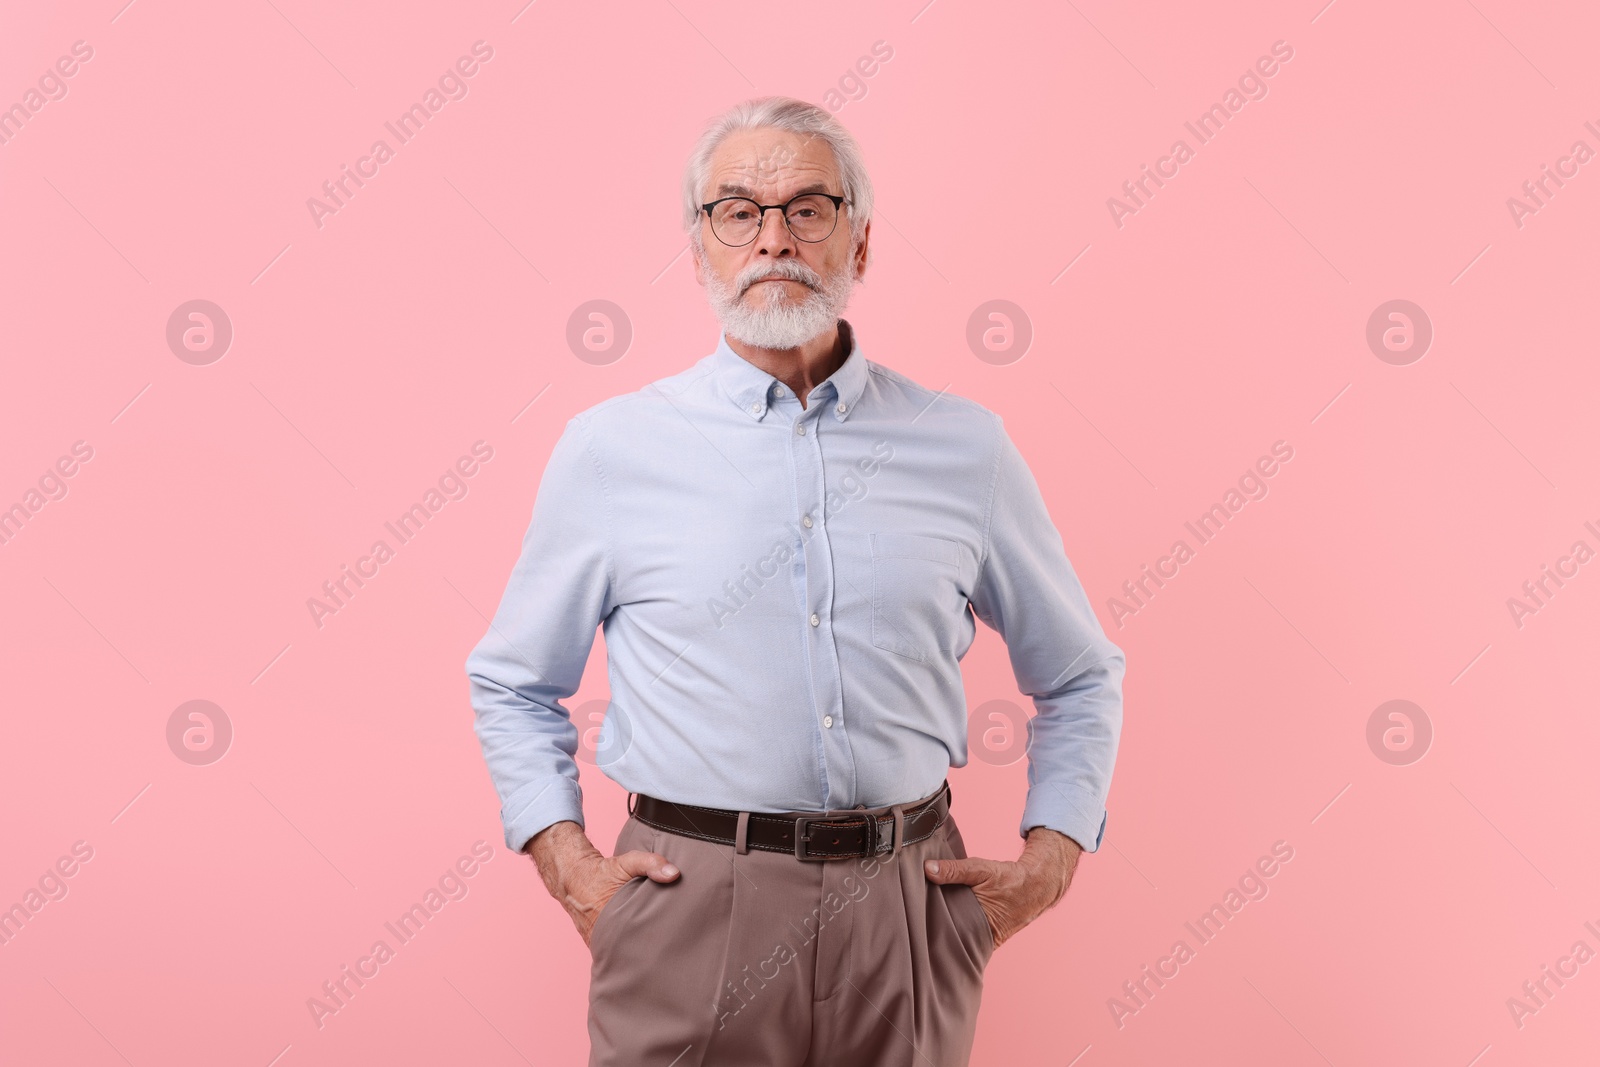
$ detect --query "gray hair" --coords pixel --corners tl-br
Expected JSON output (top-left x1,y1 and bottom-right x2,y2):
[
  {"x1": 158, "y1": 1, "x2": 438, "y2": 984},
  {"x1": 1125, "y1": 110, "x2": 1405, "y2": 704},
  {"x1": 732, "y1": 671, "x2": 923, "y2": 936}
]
[{"x1": 681, "y1": 97, "x2": 874, "y2": 252}]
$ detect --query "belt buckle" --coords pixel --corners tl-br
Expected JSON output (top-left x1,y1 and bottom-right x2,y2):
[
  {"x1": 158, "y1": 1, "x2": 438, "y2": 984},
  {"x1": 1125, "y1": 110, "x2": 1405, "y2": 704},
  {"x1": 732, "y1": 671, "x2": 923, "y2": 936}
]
[
  {"x1": 871, "y1": 813, "x2": 894, "y2": 855},
  {"x1": 794, "y1": 812, "x2": 897, "y2": 860},
  {"x1": 794, "y1": 813, "x2": 874, "y2": 861},
  {"x1": 794, "y1": 815, "x2": 827, "y2": 861}
]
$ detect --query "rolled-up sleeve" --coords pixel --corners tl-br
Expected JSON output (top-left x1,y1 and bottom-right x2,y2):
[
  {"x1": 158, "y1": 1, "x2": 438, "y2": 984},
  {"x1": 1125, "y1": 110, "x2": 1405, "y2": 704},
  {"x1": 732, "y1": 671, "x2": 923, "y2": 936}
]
[
  {"x1": 466, "y1": 415, "x2": 615, "y2": 853},
  {"x1": 968, "y1": 417, "x2": 1125, "y2": 852}
]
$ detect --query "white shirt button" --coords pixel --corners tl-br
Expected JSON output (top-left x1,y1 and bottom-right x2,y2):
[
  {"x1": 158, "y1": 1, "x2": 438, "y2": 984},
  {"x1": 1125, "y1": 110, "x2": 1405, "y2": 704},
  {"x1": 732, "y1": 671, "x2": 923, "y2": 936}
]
[
  {"x1": 823, "y1": 715, "x2": 834, "y2": 729},
  {"x1": 773, "y1": 384, "x2": 786, "y2": 396},
  {"x1": 802, "y1": 514, "x2": 813, "y2": 528},
  {"x1": 836, "y1": 402, "x2": 847, "y2": 415},
  {"x1": 809, "y1": 613, "x2": 820, "y2": 627},
  {"x1": 749, "y1": 403, "x2": 761, "y2": 415},
  {"x1": 796, "y1": 423, "x2": 806, "y2": 436}
]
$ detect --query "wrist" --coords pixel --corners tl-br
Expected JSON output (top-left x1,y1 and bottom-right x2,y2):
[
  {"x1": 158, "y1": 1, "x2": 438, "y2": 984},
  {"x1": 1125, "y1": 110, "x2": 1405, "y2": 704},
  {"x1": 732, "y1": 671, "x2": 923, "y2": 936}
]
[
  {"x1": 1021, "y1": 827, "x2": 1081, "y2": 904},
  {"x1": 528, "y1": 819, "x2": 589, "y2": 853},
  {"x1": 1022, "y1": 825, "x2": 1080, "y2": 856},
  {"x1": 527, "y1": 820, "x2": 595, "y2": 894}
]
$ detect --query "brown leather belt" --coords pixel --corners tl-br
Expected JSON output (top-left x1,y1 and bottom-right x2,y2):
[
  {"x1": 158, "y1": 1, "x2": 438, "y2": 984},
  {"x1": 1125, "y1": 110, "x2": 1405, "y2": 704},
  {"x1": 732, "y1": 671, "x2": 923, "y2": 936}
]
[{"x1": 629, "y1": 781, "x2": 951, "y2": 861}]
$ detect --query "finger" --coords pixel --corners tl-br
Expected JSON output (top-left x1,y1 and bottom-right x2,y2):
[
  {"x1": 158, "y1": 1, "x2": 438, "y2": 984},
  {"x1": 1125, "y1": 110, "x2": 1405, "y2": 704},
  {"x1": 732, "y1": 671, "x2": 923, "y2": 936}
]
[
  {"x1": 614, "y1": 849, "x2": 680, "y2": 882},
  {"x1": 923, "y1": 857, "x2": 990, "y2": 886}
]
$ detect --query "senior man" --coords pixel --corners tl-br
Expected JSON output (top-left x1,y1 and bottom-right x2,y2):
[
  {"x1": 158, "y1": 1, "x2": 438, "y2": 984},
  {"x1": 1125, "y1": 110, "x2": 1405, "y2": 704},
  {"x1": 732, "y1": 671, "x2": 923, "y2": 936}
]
[{"x1": 466, "y1": 96, "x2": 1125, "y2": 1066}]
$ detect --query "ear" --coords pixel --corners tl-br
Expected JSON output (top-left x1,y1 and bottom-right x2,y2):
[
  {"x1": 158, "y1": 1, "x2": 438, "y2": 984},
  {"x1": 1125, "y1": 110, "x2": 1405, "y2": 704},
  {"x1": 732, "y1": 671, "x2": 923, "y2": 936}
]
[
  {"x1": 853, "y1": 219, "x2": 872, "y2": 280},
  {"x1": 690, "y1": 238, "x2": 708, "y2": 288}
]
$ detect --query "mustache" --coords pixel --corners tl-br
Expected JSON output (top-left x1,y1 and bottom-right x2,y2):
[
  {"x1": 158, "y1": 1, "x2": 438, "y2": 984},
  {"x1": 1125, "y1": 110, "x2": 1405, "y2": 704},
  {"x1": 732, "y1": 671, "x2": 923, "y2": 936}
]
[{"x1": 738, "y1": 263, "x2": 823, "y2": 296}]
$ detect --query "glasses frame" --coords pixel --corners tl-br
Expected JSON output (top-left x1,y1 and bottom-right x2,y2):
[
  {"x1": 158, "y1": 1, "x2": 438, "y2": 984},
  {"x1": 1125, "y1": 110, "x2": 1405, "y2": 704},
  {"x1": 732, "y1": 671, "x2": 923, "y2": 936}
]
[{"x1": 700, "y1": 192, "x2": 848, "y2": 247}]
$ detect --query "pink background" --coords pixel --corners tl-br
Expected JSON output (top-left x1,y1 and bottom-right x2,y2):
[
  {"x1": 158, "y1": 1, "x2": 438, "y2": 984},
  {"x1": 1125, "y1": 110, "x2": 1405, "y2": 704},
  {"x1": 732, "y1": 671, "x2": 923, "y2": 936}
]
[{"x1": 3, "y1": 1, "x2": 1597, "y2": 1064}]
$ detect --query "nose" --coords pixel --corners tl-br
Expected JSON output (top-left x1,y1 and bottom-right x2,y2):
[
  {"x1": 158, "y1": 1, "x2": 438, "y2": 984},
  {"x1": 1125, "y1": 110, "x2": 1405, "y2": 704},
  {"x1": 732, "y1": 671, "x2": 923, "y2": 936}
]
[{"x1": 753, "y1": 205, "x2": 797, "y2": 257}]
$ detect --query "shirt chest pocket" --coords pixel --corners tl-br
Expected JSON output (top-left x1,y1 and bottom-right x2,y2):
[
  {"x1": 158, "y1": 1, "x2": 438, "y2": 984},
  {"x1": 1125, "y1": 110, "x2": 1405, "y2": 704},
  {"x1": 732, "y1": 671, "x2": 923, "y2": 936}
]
[{"x1": 870, "y1": 532, "x2": 962, "y2": 661}]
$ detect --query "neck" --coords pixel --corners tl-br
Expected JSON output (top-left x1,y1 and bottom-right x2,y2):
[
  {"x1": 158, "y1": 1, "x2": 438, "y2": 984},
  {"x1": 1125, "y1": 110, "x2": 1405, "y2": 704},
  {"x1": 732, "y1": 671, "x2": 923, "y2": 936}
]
[{"x1": 727, "y1": 320, "x2": 851, "y2": 410}]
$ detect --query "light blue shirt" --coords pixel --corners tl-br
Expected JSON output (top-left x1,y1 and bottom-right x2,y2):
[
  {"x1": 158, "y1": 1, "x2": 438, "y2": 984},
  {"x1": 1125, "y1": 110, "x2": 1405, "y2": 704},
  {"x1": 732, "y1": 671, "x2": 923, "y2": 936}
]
[{"x1": 466, "y1": 321, "x2": 1125, "y2": 855}]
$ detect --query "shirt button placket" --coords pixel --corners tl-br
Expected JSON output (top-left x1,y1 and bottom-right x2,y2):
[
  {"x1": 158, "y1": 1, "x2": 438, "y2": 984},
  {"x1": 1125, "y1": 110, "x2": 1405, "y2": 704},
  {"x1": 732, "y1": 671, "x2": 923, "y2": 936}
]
[
  {"x1": 801, "y1": 413, "x2": 822, "y2": 638},
  {"x1": 797, "y1": 404, "x2": 845, "y2": 802}
]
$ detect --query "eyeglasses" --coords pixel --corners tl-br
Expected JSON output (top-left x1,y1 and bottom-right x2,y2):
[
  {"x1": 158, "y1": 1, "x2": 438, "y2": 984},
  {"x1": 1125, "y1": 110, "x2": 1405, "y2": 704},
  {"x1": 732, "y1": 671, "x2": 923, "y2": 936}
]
[{"x1": 701, "y1": 193, "x2": 847, "y2": 247}]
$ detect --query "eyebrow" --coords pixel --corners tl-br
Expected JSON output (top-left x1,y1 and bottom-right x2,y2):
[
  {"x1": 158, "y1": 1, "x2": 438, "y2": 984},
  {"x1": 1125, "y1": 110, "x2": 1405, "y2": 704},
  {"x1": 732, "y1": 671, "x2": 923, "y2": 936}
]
[{"x1": 712, "y1": 181, "x2": 832, "y2": 200}]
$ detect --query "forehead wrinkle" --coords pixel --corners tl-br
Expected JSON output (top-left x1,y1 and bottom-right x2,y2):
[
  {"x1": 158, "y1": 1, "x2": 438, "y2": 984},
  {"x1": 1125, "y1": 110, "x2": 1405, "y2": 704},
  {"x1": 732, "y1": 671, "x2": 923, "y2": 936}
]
[
  {"x1": 712, "y1": 179, "x2": 833, "y2": 200},
  {"x1": 707, "y1": 132, "x2": 839, "y2": 201},
  {"x1": 710, "y1": 157, "x2": 837, "y2": 201}
]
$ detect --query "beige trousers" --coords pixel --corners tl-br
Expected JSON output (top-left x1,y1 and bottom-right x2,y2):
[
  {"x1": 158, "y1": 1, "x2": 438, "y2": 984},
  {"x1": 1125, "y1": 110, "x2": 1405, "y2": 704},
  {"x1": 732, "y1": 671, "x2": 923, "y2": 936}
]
[{"x1": 587, "y1": 790, "x2": 995, "y2": 1066}]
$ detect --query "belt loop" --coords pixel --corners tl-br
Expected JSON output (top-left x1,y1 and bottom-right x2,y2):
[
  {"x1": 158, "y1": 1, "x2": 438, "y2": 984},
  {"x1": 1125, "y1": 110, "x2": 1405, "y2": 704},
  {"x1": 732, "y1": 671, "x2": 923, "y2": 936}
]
[
  {"x1": 889, "y1": 803, "x2": 907, "y2": 858},
  {"x1": 734, "y1": 810, "x2": 751, "y2": 855},
  {"x1": 627, "y1": 791, "x2": 638, "y2": 817}
]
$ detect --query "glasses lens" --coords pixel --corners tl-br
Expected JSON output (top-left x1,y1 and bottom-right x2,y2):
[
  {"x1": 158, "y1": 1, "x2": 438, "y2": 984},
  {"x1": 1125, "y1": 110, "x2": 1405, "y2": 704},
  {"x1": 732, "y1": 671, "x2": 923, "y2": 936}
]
[
  {"x1": 710, "y1": 199, "x2": 762, "y2": 245},
  {"x1": 785, "y1": 195, "x2": 837, "y2": 241},
  {"x1": 708, "y1": 196, "x2": 840, "y2": 245}
]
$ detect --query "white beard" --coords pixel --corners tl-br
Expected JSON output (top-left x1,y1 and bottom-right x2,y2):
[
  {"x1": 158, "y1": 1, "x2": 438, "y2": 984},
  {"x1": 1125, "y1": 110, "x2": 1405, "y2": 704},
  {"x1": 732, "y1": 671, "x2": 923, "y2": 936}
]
[{"x1": 704, "y1": 252, "x2": 857, "y2": 350}]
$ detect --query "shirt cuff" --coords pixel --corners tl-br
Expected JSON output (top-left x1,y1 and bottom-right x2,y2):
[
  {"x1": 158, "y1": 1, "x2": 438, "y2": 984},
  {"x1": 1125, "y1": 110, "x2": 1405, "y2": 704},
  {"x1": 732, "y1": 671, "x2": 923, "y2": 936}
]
[
  {"x1": 502, "y1": 776, "x2": 586, "y2": 854},
  {"x1": 1020, "y1": 784, "x2": 1107, "y2": 853}
]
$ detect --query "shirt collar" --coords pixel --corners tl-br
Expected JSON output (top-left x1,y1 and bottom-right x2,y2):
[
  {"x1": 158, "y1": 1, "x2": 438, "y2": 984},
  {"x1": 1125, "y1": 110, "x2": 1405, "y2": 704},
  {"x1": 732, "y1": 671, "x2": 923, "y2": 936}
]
[{"x1": 712, "y1": 319, "x2": 869, "y2": 423}]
